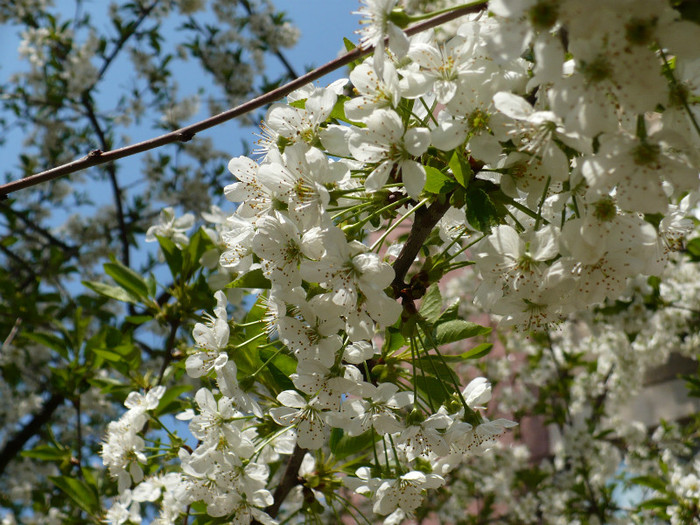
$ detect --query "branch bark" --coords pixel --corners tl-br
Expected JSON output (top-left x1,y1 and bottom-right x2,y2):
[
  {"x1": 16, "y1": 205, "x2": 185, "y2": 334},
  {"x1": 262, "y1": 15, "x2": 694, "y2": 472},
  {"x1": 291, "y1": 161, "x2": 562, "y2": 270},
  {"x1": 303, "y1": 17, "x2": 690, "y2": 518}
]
[
  {"x1": 0, "y1": 393, "x2": 64, "y2": 476},
  {"x1": 266, "y1": 444, "x2": 307, "y2": 519},
  {"x1": 0, "y1": 3, "x2": 485, "y2": 197},
  {"x1": 391, "y1": 196, "x2": 452, "y2": 292}
]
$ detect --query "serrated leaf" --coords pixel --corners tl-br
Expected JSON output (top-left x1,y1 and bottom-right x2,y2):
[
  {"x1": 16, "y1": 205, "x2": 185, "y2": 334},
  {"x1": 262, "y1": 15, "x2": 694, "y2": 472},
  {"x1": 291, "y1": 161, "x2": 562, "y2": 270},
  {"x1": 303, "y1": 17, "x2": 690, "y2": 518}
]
[
  {"x1": 435, "y1": 319, "x2": 491, "y2": 345},
  {"x1": 424, "y1": 166, "x2": 454, "y2": 194},
  {"x1": 419, "y1": 284, "x2": 442, "y2": 323},
  {"x1": 226, "y1": 268, "x2": 271, "y2": 289},
  {"x1": 104, "y1": 260, "x2": 149, "y2": 300},
  {"x1": 82, "y1": 280, "x2": 139, "y2": 304},
  {"x1": 49, "y1": 476, "x2": 99, "y2": 516}
]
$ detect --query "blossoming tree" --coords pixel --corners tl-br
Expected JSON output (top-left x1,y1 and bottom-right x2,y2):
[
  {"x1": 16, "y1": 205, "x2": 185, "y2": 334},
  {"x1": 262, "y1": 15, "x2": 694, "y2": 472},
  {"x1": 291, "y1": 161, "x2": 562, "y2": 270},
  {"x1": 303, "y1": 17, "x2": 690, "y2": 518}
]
[{"x1": 2, "y1": 0, "x2": 700, "y2": 524}]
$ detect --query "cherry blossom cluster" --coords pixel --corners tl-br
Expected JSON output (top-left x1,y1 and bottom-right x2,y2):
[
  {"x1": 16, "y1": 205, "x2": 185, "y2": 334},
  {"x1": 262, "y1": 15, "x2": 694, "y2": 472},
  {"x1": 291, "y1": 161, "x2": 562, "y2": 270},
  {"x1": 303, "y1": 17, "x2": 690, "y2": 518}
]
[{"x1": 104, "y1": 0, "x2": 700, "y2": 522}]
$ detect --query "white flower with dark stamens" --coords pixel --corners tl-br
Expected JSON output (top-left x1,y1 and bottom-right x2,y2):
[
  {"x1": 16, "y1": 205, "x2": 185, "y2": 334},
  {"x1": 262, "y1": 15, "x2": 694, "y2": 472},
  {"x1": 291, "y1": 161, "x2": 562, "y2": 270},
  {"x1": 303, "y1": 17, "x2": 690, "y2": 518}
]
[
  {"x1": 349, "y1": 108, "x2": 430, "y2": 198},
  {"x1": 270, "y1": 390, "x2": 329, "y2": 449}
]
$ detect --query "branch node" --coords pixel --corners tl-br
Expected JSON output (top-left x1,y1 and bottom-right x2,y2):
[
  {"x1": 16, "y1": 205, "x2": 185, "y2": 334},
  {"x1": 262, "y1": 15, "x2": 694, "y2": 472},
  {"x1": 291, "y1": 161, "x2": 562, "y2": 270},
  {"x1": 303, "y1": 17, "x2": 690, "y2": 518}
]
[
  {"x1": 177, "y1": 130, "x2": 195, "y2": 142},
  {"x1": 87, "y1": 149, "x2": 103, "y2": 158}
]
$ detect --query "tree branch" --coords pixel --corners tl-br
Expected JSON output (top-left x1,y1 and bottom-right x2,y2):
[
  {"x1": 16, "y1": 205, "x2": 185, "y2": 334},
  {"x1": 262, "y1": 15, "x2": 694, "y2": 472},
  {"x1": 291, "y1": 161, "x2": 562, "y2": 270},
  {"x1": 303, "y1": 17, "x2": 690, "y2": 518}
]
[
  {"x1": 0, "y1": 393, "x2": 64, "y2": 476},
  {"x1": 0, "y1": 3, "x2": 485, "y2": 197},
  {"x1": 266, "y1": 444, "x2": 307, "y2": 519},
  {"x1": 0, "y1": 201, "x2": 79, "y2": 255},
  {"x1": 391, "y1": 196, "x2": 452, "y2": 292}
]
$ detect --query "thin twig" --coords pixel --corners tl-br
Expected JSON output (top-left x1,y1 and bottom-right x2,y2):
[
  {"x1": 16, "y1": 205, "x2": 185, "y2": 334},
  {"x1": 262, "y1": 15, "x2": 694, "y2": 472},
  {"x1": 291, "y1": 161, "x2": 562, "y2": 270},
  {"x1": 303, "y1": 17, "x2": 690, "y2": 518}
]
[
  {"x1": 0, "y1": 3, "x2": 484, "y2": 197},
  {"x1": 1, "y1": 317, "x2": 23, "y2": 352}
]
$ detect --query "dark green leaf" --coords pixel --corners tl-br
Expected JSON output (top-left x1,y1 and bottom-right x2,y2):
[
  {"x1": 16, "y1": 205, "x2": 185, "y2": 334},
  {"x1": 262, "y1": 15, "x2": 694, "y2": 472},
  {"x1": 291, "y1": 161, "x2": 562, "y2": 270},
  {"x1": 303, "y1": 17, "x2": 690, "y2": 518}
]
[
  {"x1": 49, "y1": 476, "x2": 99, "y2": 516},
  {"x1": 21, "y1": 445, "x2": 69, "y2": 461},
  {"x1": 226, "y1": 268, "x2": 271, "y2": 289},
  {"x1": 156, "y1": 235, "x2": 183, "y2": 277},
  {"x1": 23, "y1": 332, "x2": 69, "y2": 360},
  {"x1": 459, "y1": 342, "x2": 493, "y2": 360},
  {"x1": 104, "y1": 260, "x2": 150, "y2": 299},
  {"x1": 415, "y1": 375, "x2": 450, "y2": 405},
  {"x1": 435, "y1": 319, "x2": 491, "y2": 345},
  {"x1": 465, "y1": 187, "x2": 500, "y2": 233},
  {"x1": 630, "y1": 475, "x2": 668, "y2": 493},
  {"x1": 412, "y1": 355, "x2": 458, "y2": 383},
  {"x1": 154, "y1": 385, "x2": 193, "y2": 416},
  {"x1": 82, "y1": 281, "x2": 139, "y2": 304},
  {"x1": 424, "y1": 166, "x2": 454, "y2": 194},
  {"x1": 329, "y1": 428, "x2": 376, "y2": 460},
  {"x1": 419, "y1": 284, "x2": 442, "y2": 323}
]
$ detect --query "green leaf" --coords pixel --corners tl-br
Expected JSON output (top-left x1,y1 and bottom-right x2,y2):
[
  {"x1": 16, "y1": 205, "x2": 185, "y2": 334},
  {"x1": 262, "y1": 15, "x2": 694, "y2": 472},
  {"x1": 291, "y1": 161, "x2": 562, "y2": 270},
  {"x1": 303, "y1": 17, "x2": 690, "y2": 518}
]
[
  {"x1": 424, "y1": 166, "x2": 454, "y2": 194},
  {"x1": 104, "y1": 260, "x2": 150, "y2": 300},
  {"x1": 413, "y1": 355, "x2": 458, "y2": 383},
  {"x1": 329, "y1": 428, "x2": 376, "y2": 460},
  {"x1": 156, "y1": 235, "x2": 183, "y2": 277},
  {"x1": 226, "y1": 268, "x2": 271, "y2": 289},
  {"x1": 465, "y1": 187, "x2": 500, "y2": 233},
  {"x1": 449, "y1": 150, "x2": 472, "y2": 188},
  {"x1": 154, "y1": 385, "x2": 193, "y2": 416},
  {"x1": 419, "y1": 284, "x2": 442, "y2": 323},
  {"x1": 637, "y1": 497, "x2": 674, "y2": 510},
  {"x1": 260, "y1": 347, "x2": 296, "y2": 376},
  {"x1": 21, "y1": 445, "x2": 69, "y2": 462},
  {"x1": 90, "y1": 348, "x2": 124, "y2": 362},
  {"x1": 124, "y1": 315, "x2": 152, "y2": 325},
  {"x1": 630, "y1": 475, "x2": 668, "y2": 493},
  {"x1": 459, "y1": 342, "x2": 493, "y2": 360},
  {"x1": 49, "y1": 476, "x2": 99, "y2": 516},
  {"x1": 415, "y1": 375, "x2": 450, "y2": 405},
  {"x1": 435, "y1": 319, "x2": 491, "y2": 345},
  {"x1": 82, "y1": 280, "x2": 139, "y2": 304},
  {"x1": 23, "y1": 332, "x2": 70, "y2": 360},
  {"x1": 383, "y1": 327, "x2": 406, "y2": 353},
  {"x1": 343, "y1": 37, "x2": 356, "y2": 52},
  {"x1": 183, "y1": 228, "x2": 214, "y2": 279}
]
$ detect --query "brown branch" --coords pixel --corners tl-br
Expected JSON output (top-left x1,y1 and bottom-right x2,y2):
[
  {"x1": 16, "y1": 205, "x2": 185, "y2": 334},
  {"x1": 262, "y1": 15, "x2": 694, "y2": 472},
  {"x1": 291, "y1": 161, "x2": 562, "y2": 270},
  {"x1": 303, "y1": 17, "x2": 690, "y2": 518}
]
[
  {"x1": 0, "y1": 3, "x2": 485, "y2": 197},
  {"x1": 0, "y1": 393, "x2": 64, "y2": 476},
  {"x1": 0, "y1": 201, "x2": 79, "y2": 255},
  {"x1": 391, "y1": 196, "x2": 452, "y2": 292},
  {"x1": 266, "y1": 444, "x2": 307, "y2": 519}
]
